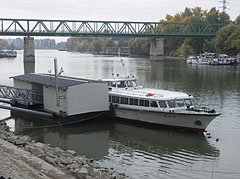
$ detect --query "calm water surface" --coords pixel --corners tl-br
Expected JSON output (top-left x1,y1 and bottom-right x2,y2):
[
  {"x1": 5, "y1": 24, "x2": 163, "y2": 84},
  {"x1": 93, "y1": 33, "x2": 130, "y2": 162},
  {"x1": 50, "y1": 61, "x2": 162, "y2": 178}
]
[{"x1": 1, "y1": 50, "x2": 240, "y2": 179}]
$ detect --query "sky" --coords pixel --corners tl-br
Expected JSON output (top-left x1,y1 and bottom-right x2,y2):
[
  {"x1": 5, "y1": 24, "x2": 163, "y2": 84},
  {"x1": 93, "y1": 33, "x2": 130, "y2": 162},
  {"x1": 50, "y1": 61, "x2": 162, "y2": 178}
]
[
  {"x1": 1, "y1": 0, "x2": 239, "y2": 42},
  {"x1": 1, "y1": 0, "x2": 239, "y2": 21}
]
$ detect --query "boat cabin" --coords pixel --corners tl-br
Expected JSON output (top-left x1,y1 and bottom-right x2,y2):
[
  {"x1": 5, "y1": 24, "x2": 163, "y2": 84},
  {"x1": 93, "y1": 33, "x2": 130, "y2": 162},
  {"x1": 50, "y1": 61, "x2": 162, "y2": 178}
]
[
  {"x1": 103, "y1": 77, "x2": 139, "y2": 89},
  {"x1": 109, "y1": 94, "x2": 193, "y2": 111}
]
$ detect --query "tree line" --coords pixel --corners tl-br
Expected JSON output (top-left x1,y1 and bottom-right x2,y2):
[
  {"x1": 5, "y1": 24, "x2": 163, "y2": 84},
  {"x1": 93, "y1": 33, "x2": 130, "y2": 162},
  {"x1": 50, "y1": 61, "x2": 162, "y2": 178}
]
[{"x1": 66, "y1": 7, "x2": 240, "y2": 57}]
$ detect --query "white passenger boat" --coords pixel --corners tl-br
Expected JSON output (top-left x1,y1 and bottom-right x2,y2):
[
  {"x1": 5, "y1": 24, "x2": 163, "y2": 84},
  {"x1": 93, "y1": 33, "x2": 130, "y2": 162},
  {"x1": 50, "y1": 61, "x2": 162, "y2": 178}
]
[
  {"x1": 186, "y1": 56, "x2": 198, "y2": 64},
  {"x1": 103, "y1": 75, "x2": 220, "y2": 132},
  {"x1": 197, "y1": 53, "x2": 217, "y2": 65},
  {"x1": 210, "y1": 54, "x2": 231, "y2": 65}
]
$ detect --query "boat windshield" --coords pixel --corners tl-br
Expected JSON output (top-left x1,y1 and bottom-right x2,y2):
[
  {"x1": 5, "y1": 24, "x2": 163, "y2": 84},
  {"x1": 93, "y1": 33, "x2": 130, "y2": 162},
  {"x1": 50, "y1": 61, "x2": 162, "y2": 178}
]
[
  {"x1": 117, "y1": 81, "x2": 127, "y2": 88},
  {"x1": 184, "y1": 99, "x2": 193, "y2": 107},
  {"x1": 167, "y1": 100, "x2": 176, "y2": 108},
  {"x1": 158, "y1": 100, "x2": 167, "y2": 108},
  {"x1": 126, "y1": 80, "x2": 138, "y2": 87},
  {"x1": 176, "y1": 99, "x2": 185, "y2": 107},
  {"x1": 109, "y1": 81, "x2": 117, "y2": 87}
]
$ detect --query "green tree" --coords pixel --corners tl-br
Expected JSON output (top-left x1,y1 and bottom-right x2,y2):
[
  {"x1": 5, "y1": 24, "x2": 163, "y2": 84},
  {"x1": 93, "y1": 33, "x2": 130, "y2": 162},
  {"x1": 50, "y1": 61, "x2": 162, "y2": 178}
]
[
  {"x1": 118, "y1": 40, "x2": 128, "y2": 47},
  {"x1": 129, "y1": 38, "x2": 150, "y2": 56},
  {"x1": 215, "y1": 23, "x2": 240, "y2": 55},
  {"x1": 104, "y1": 38, "x2": 115, "y2": 48},
  {"x1": 0, "y1": 39, "x2": 9, "y2": 49},
  {"x1": 177, "y1": 43, "x2": 194, "y2": 57},
  {"x1": 91, "y1": 38, "x2": 103, "y2": 52},
  {"x1": 235, "y1": 15, "x2": 240, "y2": 25}
]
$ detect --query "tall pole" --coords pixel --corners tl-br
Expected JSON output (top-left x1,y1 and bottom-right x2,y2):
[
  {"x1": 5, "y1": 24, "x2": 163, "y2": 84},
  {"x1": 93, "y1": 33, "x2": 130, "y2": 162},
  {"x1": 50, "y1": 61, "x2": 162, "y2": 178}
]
[
  {"x1": 222, "y1": 0, "x2": 227, "y2": 14},
  {"x1": 54, "y1": 58, "x2": 60, "y2": 107}
]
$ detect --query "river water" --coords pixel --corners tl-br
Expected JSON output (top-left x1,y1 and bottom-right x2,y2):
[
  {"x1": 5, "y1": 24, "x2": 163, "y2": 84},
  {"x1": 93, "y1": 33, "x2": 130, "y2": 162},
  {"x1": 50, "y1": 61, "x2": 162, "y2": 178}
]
[{"x1": 1, "y1": 50, "x2": 240, "y2": 179}]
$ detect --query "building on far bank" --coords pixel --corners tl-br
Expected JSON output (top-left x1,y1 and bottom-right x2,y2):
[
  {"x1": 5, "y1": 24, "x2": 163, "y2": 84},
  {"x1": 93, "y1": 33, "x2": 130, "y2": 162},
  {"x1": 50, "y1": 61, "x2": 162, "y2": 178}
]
[{"x1": 3, "y1": 38, "x2": 62, "y2": 50}]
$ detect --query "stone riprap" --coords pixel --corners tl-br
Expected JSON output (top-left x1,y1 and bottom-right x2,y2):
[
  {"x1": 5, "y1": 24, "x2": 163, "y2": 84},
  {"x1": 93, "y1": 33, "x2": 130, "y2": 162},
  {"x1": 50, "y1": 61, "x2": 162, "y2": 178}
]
[{"x1": 0, "y1": 122, "x2": 127, "y2": 179}]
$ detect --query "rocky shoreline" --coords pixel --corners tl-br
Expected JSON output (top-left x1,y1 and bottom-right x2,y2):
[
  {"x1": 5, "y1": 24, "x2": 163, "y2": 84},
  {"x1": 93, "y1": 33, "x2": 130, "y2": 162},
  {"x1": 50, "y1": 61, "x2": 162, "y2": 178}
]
[{"x1": 0, "y1": 122, "x2": 127, "y2": 179}]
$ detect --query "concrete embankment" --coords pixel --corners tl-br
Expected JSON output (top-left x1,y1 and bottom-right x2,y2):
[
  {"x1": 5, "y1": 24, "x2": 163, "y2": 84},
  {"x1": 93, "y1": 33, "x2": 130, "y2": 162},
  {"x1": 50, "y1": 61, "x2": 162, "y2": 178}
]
[{"x1": 0, "y1": 122, "x2": 127, "y2": 179}]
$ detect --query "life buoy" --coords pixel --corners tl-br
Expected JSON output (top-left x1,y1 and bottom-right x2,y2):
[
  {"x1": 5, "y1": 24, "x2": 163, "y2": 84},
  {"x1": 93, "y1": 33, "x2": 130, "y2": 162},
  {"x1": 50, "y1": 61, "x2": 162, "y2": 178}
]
[{"x1": 146, "y1": 93, "x2": 154, "y2": 97}]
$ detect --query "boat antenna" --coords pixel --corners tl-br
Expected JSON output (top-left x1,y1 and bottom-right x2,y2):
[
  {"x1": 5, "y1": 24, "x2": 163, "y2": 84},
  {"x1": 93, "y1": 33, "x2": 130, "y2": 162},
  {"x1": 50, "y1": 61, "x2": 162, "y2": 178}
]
[{"x1": 118, "y1": 48, "x2": 127, "y2": 77}]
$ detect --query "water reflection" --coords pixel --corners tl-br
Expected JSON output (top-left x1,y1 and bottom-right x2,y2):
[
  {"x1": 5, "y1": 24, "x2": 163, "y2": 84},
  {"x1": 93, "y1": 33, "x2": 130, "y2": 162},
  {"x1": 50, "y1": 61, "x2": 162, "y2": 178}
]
[{"x1": 13, "y1": 113, "x2": 220, "y2": 178}]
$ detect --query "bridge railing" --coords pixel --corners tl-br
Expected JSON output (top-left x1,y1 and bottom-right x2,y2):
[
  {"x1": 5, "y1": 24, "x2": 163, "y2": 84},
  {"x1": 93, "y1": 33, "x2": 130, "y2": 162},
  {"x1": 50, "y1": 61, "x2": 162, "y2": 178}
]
[
  {"x1": 0, "y1": 85, "x2": 43, "y2": 105},
  {"x1": 0, "y1": 18, "x2": 225, "y2": 37}
]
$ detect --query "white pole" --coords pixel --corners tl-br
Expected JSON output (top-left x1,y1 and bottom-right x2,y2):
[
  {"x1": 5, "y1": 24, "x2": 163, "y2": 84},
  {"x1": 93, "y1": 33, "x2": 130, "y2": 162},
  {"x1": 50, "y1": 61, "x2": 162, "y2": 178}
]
[{"x1": 54, "y1": 58, "x2": 60, "y2": 107}]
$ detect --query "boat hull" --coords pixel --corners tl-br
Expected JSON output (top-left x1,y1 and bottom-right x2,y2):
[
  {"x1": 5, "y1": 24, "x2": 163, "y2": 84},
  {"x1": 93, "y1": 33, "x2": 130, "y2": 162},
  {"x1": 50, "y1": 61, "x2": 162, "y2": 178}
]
[{"x1": 113, "y1": 107, "x2": 219, "y2": 132}]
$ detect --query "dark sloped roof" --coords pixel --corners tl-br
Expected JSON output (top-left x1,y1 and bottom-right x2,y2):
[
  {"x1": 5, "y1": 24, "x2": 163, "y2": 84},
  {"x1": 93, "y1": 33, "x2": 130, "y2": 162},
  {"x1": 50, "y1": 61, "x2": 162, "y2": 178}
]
[{"x1": 10, "y1": 73, "x2": 105, "y2": 88}]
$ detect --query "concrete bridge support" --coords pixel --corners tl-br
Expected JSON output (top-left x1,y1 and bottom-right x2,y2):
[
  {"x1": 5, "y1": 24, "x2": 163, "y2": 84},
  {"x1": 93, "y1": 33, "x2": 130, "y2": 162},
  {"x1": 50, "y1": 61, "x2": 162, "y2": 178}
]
[
  {"x1": 23, "y1": 37, "x2": 35, "y2": 74},
  {"x1": 150, "y1": 38, "x2": 164, "y2": 57}
]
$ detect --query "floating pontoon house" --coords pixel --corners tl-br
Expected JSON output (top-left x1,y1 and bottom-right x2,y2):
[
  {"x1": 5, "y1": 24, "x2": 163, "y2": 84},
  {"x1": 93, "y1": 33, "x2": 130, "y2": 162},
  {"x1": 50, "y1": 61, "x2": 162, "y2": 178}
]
[{"x1": 11, "y1": 73, "x2": 109, "y2": 122}]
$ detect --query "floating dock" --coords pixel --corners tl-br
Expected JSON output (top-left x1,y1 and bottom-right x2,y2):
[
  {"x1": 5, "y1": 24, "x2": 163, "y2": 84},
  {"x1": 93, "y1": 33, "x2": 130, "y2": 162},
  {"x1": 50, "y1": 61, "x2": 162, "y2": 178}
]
[{"x1": 0, "y1": 73, "x2": 110, "y2": 123}]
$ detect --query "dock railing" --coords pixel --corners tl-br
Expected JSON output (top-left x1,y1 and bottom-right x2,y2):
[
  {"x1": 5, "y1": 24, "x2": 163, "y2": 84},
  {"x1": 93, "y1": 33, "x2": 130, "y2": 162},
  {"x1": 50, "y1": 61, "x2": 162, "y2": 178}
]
[{"x1": 0, "y1": 85, "x2": 43, "y2": 104}]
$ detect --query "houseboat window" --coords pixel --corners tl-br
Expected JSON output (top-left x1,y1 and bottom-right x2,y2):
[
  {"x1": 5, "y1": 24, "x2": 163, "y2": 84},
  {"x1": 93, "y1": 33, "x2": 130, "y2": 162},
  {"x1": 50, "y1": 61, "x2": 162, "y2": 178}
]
[
  {"x1": 158, "y1": 100, "x2": 167, "y2": 108},
  {"x1": 110, "y1": 82, "x2": 116, "y2": 87},
  {"x1": 139, "y1": 99, "x2": 149, "y2": 107},
  {"x1": 167, "y1": 100, "x2": 176, "y2": 108},
  {"x1": 126, "y1": 80, "x2": 138, "y2": 87},
  {"x1": 117, "y1": 81, "x2": 126, "y2": 88},
  {"x1": 109, "y1": 95, "x2": 112, "y2": 102},
  {"x1": 176, "y1": 99, "x2": 185, "y2": 107},
  {"x1": 150, "y1": 101, "x2": 158, "y2": 108},
  {"x1": 112, "y1": 96, "x2": 119, "y2": 103},
  {"x1": 120, "y1": 97, "x2": 129, "y2": 104},
  {"x1": 184, "y1": 99, "x2": 193, "y2": 107},
  {"x1": 130, "y1": 98, "x2": 138, "y2": 105}
]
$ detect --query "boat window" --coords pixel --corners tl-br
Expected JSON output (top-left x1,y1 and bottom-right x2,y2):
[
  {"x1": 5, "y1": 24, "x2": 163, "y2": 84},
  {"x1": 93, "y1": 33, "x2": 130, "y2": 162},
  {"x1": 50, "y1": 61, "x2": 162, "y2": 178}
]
[
  {"x1": 117, "y1": 81, "x2": 126, "y2": 88},
  {"x1": 112, "y1": 96, "x2": 119, "y2": 103},
  {"x1": 150, "y1": 101, "x2": 158, "y2": 108},
  {"x1": 167, "y1": 100, "x2": 176, "y2": 108},
  {"x1": 139, "y1": 99, "x2": 149, "y2": 107},
  {"x1": 130, "y1": 98, "x2": 138, "y2": 105},
  {"x1": 176, "y1": 99, "x2": 185, "y2": 107},
  {"x1": 184, "y1": 99, "x2": 193, "y2": 107},
  {"x1": 126, "y1": 80, "x2": 138, "y2": 87},
  {"x1": 110, "y1": 82, "x2": 116, "y2": 87},
  {"x1": 120, "y1": 97, "x2": 128, "y2": 104},
  {"x1": 158, "y1": 100, "x2": 167, "y2": 108},
  {"x1": 109, "y1": 95, "x2": 112, "y2": 102}
]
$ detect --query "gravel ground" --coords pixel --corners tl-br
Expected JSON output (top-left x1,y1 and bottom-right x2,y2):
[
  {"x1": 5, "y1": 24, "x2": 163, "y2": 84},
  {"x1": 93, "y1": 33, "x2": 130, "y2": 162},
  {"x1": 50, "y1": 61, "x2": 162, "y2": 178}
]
[
  {"x1": 0, "y1": 122, "x2": 127, "y2": 179},
  {"x1": 0, "y1": 138, "x2": 75, "y2": 179}
]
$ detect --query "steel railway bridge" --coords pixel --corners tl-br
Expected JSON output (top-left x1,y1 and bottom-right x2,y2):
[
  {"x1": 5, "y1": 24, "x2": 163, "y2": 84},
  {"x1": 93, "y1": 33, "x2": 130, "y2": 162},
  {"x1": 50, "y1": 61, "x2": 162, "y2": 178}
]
[
  {"x1": 0, "y1": 18, "x2": 224, "y2": 37},
  {"x1": 0, "y1": 18, "x2": 225, "y2": 56}
]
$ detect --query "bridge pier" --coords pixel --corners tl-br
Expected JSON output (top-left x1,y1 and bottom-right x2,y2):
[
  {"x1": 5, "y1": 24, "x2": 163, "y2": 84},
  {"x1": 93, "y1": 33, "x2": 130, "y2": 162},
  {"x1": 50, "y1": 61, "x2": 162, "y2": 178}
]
[
  {"x1": 23, "y1": 37, "x2": 35, "y2": 74},
  {"x1": 150, "y1": 38, "x2": 164, "y2": 57}
]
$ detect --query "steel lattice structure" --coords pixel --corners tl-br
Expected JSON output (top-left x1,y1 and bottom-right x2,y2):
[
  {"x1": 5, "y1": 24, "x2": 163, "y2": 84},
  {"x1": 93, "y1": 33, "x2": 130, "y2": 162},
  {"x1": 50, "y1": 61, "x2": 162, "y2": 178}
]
[
  {"x1": 0, "y1": 85, "x2": 43, "y2": 104},
  {"x1": 0, "y1": 18, "x2": 225, "y2": 37}
]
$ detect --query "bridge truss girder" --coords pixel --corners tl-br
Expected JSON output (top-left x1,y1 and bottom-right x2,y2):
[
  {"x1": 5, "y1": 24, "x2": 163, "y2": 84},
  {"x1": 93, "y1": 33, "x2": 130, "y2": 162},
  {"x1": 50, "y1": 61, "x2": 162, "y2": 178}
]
[{"x1": 0, "y1": 18, "x2": 225, "y2": 37}]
